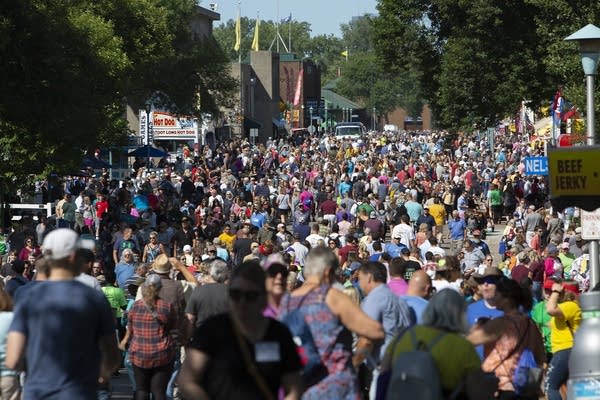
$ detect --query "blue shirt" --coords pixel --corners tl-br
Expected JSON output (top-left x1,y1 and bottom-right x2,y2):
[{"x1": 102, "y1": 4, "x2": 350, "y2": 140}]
[
  {"x1": 250, "y1": 212, "x2": 267, "y2": 229},
  {"x1": 467, "y1": 299, "x2": 504, "y2": 359},
  {"x1": 448, "y1": 218, "x2": 467, "y2": 240},
  {"x1": 400, "y1": 295, "x2": 429, "y2": 325},
  {"x1": 115, "y1": 262, "x2": 135, "y2": 289},
  {"x1": 404, "y1": 201, "x2": 423, "y2": 223},
  {"x1": 361, "y1": 284, "x2": 412, "y2": 365},
  {"x1": 10, "y1": 280, "x2": 115, "y2": 399},
  {"x1": 385, "y1": 242, "x2": 407, "y2": 258},
  {"x1": 338, "y1": 181, "x2": 352, "y2": 197}
]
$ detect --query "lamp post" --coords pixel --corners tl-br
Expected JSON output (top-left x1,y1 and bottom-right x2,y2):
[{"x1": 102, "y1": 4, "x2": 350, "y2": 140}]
[
  {"x1": 309, "y1": 106, "x2": 313, "y2": 133},
  {"x1": 372, "y1": 107, "x2": 376, "y2": 131},
  {"x1": 565, "y1": 24, "x2": 600, "y2": 287},
  {"x1": 564, "y1": 24, "x2": 600, "y2": 400},
  {"x1": 249, "y1": 77, "x2": 256, "y2": 144},
  {"x1": 301, "y1": 104, "x2": 305, "y2": 128},
  {"x1": 324, "y1": 102, "x2": 328, "y2": 133},
  {"x1": 144, "y1": 101, "x2": 152, "y2": 169},
  {"x1": 349, "y1": 108, "x2": 353, "y2": 122}
]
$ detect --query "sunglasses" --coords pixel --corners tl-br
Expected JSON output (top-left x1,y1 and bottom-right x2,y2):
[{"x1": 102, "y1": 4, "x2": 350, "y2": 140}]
[
  {"x1": 229, "y1": 288, "x2": 261, "y2": 303},
  {"x1": 267, "y1": 264, "x2": 289, "y2": 278}
]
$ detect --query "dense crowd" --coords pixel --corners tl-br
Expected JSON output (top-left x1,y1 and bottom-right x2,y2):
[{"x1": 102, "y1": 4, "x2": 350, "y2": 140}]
[{"x1": 0, "y1": 127, "x2": 594, "y2": 400}]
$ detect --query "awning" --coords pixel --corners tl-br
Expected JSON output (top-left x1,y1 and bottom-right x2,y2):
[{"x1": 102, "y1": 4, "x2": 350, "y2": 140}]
[
  {"x1": 244, "y1": 116, "x2": 262, "y2": 130},
  {"x1": 272, "y1": 118, "x2": 286, "y2": 130}
]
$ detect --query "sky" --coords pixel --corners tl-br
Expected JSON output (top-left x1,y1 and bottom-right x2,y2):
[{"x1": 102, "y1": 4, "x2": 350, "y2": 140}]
[{"x1": 209, "y1": 0, "x2": 379, "y2": 37}]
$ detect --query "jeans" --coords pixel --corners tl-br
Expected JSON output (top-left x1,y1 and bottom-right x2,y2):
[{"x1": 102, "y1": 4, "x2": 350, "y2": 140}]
[
  {"x1": 545, "y1": 348, "x2": 571, "y2": 400},
  {"x1": 124, "y1": 351, "x2": 137, "y2": 392},
  {"x1": 531, "y1": 281, "x2": 542, "y2": 303},
  {"x1": 166, "y1": 357, "x2": 181, "y2": 400}
]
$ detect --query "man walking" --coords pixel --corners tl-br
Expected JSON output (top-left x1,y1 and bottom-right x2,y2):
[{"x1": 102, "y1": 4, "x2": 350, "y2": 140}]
[{"x1": 7, "y1": 229, "x2": 120, "y2": 399}]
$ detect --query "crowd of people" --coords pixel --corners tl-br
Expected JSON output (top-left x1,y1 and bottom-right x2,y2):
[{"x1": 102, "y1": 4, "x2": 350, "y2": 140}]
[{"x1": 0, "y1": 127, "x2": 595, "y2": 399}]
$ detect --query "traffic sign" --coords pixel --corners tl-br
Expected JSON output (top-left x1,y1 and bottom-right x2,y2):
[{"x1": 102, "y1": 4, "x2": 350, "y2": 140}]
[{"x1": 524, "y1": 156, "x2": 548, "y2": 176}]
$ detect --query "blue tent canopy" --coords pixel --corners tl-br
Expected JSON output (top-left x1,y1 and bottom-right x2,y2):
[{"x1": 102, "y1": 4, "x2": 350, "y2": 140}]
[{"x1": 127, "y1": 145, "x2": 168, "y2": 158}]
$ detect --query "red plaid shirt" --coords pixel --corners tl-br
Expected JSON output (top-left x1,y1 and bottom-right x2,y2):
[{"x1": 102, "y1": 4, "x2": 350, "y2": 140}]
[{"x1": 128, "y1": 299, "x2": 176, "y2": 368}]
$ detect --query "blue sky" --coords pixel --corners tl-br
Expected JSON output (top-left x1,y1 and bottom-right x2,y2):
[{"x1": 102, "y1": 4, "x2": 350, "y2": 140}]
[{"x1": 210, "y1": 0, "x2": 379, "y2": 37}]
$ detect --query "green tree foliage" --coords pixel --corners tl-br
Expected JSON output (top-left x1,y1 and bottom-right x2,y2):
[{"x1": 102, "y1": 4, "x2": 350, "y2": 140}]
[
  {"x1": 374, "y1": 0, "x2": 600, "y2": 131},
  {"x1": 335, "y1": 15, "x2": 424, "y2": 122},
  {"x1": 0, "y1": 0, "x2": 235, "y2": 187}
]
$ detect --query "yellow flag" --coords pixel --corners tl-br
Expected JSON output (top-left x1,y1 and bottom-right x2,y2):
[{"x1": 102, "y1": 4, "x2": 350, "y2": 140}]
[
  {"x1": 234, "y1": 13, "x2": 241, "y2": 51},
  {"x1": 341, "y1": 50, "x2": 348, "y2": 58},
  {"x1": 251, "y1": 18, "x2": 260, "y2": 51}
]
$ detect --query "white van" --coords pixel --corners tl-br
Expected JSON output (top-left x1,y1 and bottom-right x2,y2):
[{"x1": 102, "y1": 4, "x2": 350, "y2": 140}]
[{"x1": 334, "y1": 122, "x2": 366, "y2": 140}]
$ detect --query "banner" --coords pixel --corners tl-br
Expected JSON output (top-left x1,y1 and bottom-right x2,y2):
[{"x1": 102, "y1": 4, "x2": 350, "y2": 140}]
[
  {"x1": 292, "y1": 67, "x2": 303, "y2": 106},
  {"x1": 151, "y1": 111, "x2": 198, "y2": 140},
  {"x1": 139, "y1": 110, "x2": 148, "y2": 145}
]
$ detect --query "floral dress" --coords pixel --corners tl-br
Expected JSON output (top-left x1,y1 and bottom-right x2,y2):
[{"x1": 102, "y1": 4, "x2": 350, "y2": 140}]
[{"x1": 279, "y1": 285, "x2": 360, "y2": 400}]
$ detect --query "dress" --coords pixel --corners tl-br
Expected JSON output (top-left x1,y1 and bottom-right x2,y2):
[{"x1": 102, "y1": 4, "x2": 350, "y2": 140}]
[{"x1": 279, "y1": 285, "x2": 359, "y2": 400}]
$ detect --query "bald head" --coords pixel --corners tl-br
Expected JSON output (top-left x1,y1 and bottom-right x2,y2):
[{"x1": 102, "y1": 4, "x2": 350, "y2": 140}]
[{"x1": 407, "y1": 270, "x2": 432, "y2": 298}]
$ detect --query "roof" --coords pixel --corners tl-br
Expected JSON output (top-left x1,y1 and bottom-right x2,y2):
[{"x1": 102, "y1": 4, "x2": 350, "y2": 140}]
[
  {"x1": 322, "y1": 78, "x2": 340, "y2": 90},
  {"x1": 322, "y1": 88, "x2": 362, "y2": 110}
]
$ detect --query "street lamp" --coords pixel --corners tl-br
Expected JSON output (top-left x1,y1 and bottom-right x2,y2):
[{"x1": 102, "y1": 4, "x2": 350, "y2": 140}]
[
  {"x1": 372, "y1": 107, "x2": 376, "y2": 131},
  {"x1": 349, "y1": 108, "x2": 353, "y2": 122},
  {"x1": 301, "y1": 104, "x2": 305, "y2": 128},
  {"x1": 564, "y1": 24, "x2": 600, "y2": 399},
  {"x1": 309, "y1": 106, "x2": 313, "y2": 133},
  {"x1": 144, "y1": 101, "x2": 152, "y2": 168},
  {"x1": 324, "y1": 102, "x2": 328, "y2": 133},
  {"x1": 565, "y1": 24, "x2": 600, "y2": 287},
  {"x1": 249, "y1": 77, "x2": 256, "y2": 144}
]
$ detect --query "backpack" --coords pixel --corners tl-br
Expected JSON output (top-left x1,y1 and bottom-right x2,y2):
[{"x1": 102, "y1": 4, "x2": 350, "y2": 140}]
[
  {"x1": 386, "y1": 328, "x2": 449, "y2": 400},
  {"x1": 280, "y1": 288, "x2": 329, "y2": 389},
  {"x1": 511, "y1": 322, "x2": 543, "y2": 397}
]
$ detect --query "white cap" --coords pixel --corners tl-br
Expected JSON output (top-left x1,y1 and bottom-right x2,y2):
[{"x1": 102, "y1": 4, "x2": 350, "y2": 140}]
[
  {"x1": 42, "y1": 229, "x2": 80, "y2": 260},
  {"x1": 183, "y1": 244, "x2": 192, "y2": 253}
]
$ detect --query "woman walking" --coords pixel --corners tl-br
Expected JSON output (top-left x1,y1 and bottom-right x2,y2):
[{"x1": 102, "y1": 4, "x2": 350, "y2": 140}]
[{"x1": 119, "y1": 274, "x2": 177, "y2": 400}]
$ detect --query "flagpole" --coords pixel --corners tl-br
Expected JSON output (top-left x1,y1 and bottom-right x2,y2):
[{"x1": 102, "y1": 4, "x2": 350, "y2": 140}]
[
  {"x1": 288, "y1": 15, "x2": 291, "y2": 52},
  {"x1": 276, "y1": 0, "x2": 279, "y2": 53}
]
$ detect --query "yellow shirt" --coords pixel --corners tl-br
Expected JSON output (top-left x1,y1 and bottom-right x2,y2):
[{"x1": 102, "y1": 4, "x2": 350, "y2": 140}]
[
  {"x1": 550, "y1": 301, "x2": 582, "y2": 353},
  {"x1": 388, "y1": 326, "x2": 480, "y2": 392},
  {"x1": 218, "y1": 232, "x2": 236, "y2": 251},
  {"x1": 428, "y1": 203, "x2": 447, "y2": 226}
]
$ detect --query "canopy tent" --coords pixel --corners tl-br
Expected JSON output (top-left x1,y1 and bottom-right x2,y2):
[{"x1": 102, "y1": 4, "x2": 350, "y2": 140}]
[
  {"x1": 127, "y1": 145, "x2": 168, "y2": 158},
  {"x1": 81, "y1": 156, "x2": 112, "y2": 169}
]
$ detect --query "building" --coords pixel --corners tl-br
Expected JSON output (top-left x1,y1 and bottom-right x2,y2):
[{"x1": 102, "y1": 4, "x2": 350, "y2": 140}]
[
  {"x1": 125, "y1": 5, "x2": 220, "y2": 149},
  {"x1": 230, "y1": 51, "x2": 284, "y2": 143},
  {"x1": 279, "y1": 55, "x2": 321, "y2": 131}
]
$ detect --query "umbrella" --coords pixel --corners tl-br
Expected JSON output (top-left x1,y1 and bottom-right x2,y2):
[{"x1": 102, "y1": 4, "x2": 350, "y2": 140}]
[
  {"x1": 127, "y1": 145, "x2": 168, "y2": 158},
  {"x1": 82, "y1": 156, "x2": 112, "y2": 169}
]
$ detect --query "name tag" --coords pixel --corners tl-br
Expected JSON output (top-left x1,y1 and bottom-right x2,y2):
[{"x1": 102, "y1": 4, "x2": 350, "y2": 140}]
[{"x1": 254, "y1": 341, "x2": 281, "y2": 363}]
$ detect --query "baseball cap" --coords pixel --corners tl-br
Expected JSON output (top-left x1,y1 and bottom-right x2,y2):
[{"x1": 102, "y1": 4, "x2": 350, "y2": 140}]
[
  {"x1": 369, "y1": 211, "x2": 377, "y2": 218},
  {"x1": 183, "y1": 244, "x2": 192, "y2": 253},
  {"x1": 42, "y1": 228, "x2": 80, "y2": 260},
  {"x1": 473, "y1": 267, "x2": 503, "y2": 281},
  {"x1": 575, "y1": 227, "x2": 582, "y2": 234},
  {"x1": 400, "y1": 247, "x2": 410, "y2": 255}
]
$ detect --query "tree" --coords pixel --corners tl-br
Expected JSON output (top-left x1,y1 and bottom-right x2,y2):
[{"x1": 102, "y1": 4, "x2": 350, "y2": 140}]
[
  {"x1": 0, "y1": 0, "x2": 236, "y2": 192},
  {"x1": 374, "y1": 0, "x2": 555, "y2": 130}
]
